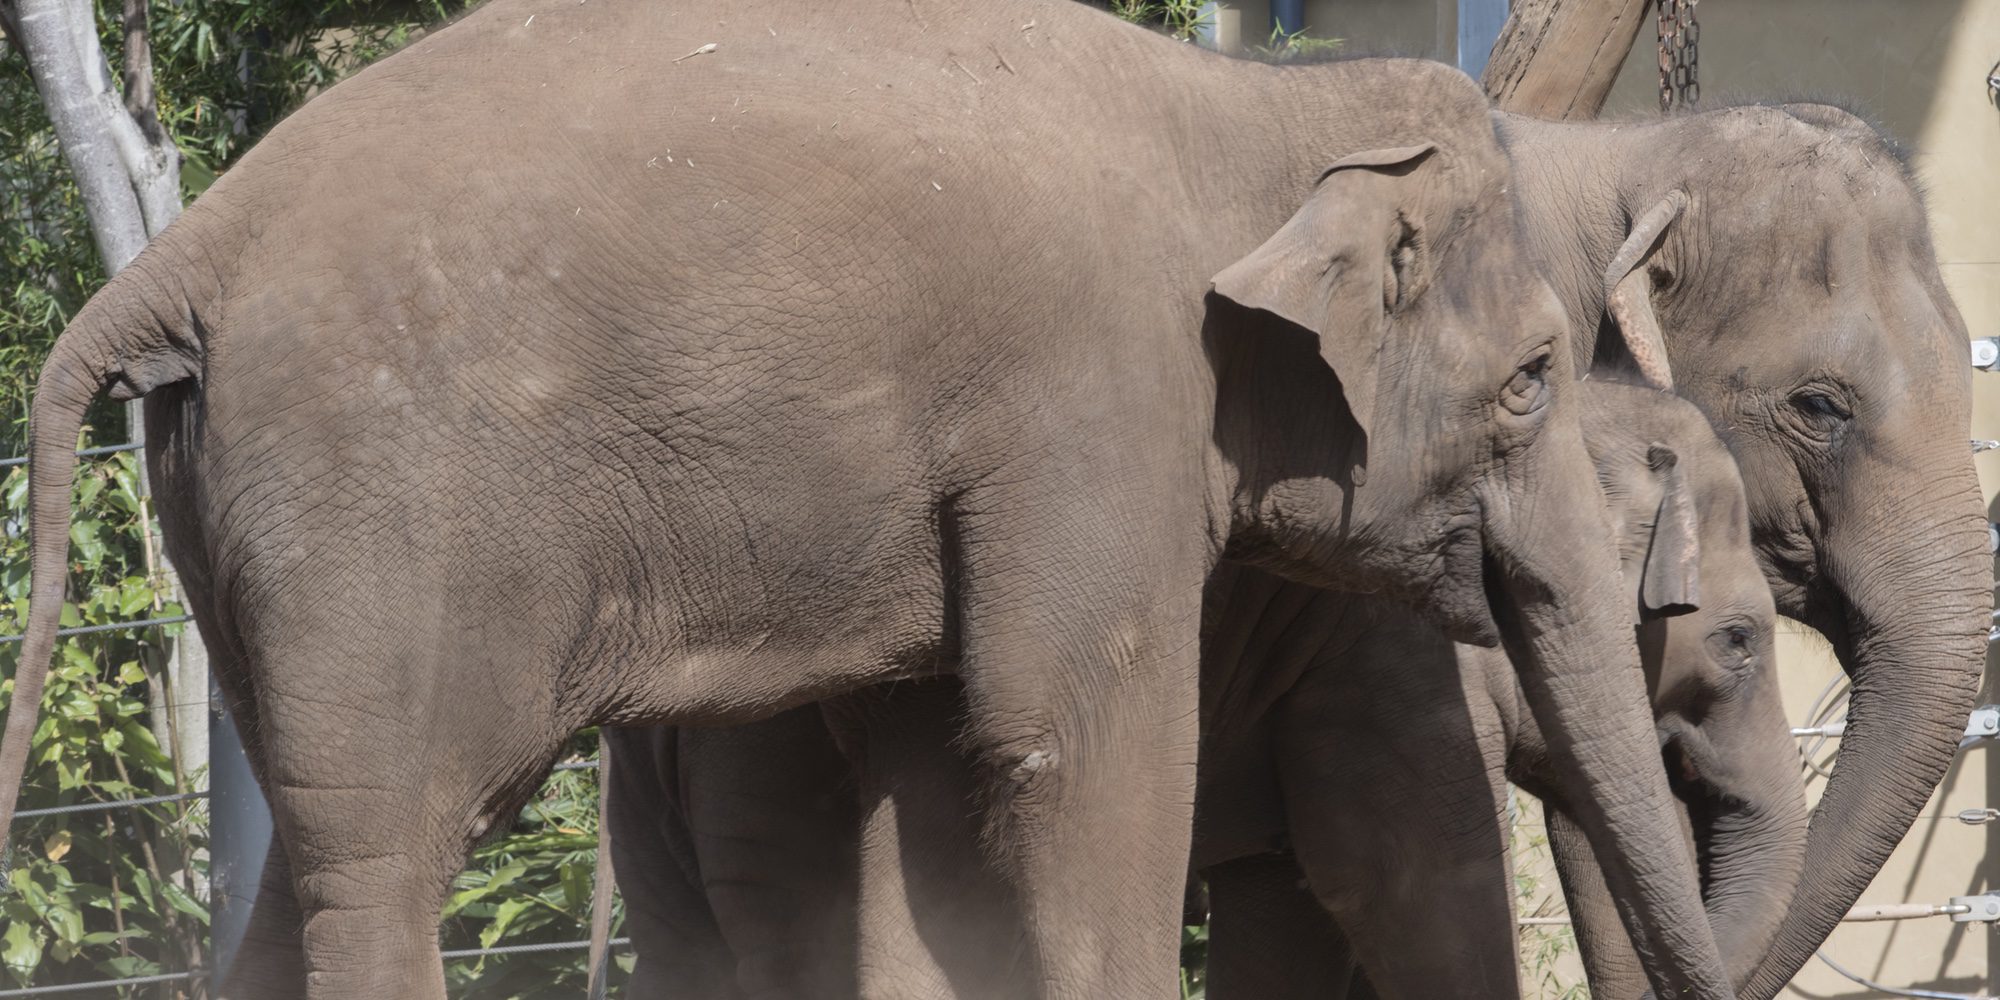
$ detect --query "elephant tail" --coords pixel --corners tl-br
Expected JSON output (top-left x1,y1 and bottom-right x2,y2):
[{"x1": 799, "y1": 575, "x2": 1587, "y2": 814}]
[{"x1": 0, "y1": 253, "x2": 205, "y2": 851}]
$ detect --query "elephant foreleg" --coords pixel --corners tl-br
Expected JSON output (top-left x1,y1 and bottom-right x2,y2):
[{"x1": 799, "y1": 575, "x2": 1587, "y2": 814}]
[
  {"x1": 1203, "y1": 851, "x2": 1358, "y2": 999},
  {"x1": 603, "y1": 727, "x2": 744, "y2": 1000},
  {"x1": 823, "y1": 679, "x2": 1026, "y2": 999},
  {"x1": 949, "y1": 504, "x2": 1205, "y2": 998},
  {"x1": 680, "y1": 708, "x2": 860, "y2": 1000},
  {"x1": 1274, "y1": 654, "x2": 1521, "y2": 1000}
]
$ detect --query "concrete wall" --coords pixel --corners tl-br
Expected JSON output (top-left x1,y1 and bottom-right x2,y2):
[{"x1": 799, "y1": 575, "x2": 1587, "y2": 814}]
[{"x1": 1274, "y1": 1, "x2": 2000, "y2": 995}]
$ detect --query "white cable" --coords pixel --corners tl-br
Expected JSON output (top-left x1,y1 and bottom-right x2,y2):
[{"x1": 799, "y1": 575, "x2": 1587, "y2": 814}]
[{"x1": 1816, "y1": 951, "x2": 1996, "y2": 1000}]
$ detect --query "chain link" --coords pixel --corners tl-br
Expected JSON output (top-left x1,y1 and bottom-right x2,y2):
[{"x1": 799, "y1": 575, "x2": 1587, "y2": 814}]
[{"x1": 1656, "y1": 0, "x2": 1700, "y2": 112}]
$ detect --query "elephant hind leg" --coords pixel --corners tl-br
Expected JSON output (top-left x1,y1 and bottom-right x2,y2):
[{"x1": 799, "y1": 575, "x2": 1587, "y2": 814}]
[{"x1": 243, "y1": 629, "x2": 572, "y2": 999}]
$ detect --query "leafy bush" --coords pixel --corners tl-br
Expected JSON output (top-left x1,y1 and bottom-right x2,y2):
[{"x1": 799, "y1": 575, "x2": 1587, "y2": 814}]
[
  {"x1": 0, "y1": 453, "x2": 198, "y2": 990},
  {"x1": 439, "y1": 735, "x2": 626, "y2": 999}
]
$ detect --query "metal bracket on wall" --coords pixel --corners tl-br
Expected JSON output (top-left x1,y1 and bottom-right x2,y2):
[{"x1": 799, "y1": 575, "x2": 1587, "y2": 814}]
[
  {"x1": 1953, "y1": 894, "x2": 2000, "y2": 923},
  {"x1": 1964, "y1": 706, "x2": 2000, "y2": 744},
  {"x1": 1974, "y1": 337, "x2": 2000, "y2": 370}
]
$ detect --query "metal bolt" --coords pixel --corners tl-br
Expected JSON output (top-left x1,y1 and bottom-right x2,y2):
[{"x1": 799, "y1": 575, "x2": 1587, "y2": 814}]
[{"x1": 1975, "y1": 337, "x2": 2000, "y2": 370}]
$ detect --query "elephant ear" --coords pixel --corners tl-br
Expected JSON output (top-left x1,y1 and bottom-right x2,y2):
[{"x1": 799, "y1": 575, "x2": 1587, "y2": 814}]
[
  {"x1": 1209, "y1": 142, "x2": 1438, "y2": 441},
  {"x1": 1599, "y1": 190, "x2": 1688, "y2": 391},
  {"x1": 1640, "y1": 444, "x2": 1702, "y2": 618}
]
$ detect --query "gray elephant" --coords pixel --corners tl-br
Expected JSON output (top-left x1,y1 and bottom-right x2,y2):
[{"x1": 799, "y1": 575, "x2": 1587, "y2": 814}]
[
  {"x1": 602, "y1": 379, "x2": 1802, "y2": 1000},
  {"x1": 599, "y1": 97, "x2": 1984, "y2": 999},
  {"x1": 1494, "y1": 105, "x2": 1988, "y2": 995},
  {"x1": 0, "y1": 1, "x2": 1725, "y2": 997},
  {"x1": 1194, "y1": 380, "x2": 1808, "y2": 1000}
]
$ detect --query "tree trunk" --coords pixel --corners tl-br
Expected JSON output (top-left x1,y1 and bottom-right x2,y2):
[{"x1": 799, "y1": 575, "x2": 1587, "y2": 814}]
[
  {"x1": 9, "y1": 0, "x2": 180, "y2": 268},
  {"x1": 1480, "y1": 0, "x2": 1651, "y2": 120}
]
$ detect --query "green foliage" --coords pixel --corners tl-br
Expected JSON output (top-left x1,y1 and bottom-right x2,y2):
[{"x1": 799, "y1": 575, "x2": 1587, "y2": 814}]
[
  {"x1": 0, "y1": 453, "x2": 201, "y2": 990},
  {"x1": 439, "y1": 734, "x2": 625, "y2": 999},
  {"x1": 1180, "y1": 920, "x2": 1208, "y2": 999},
  {"x1": 0, "y1": 47, "x2": 109, "y2": 454},
  {"x1": 1264, "y1": 24, "x2": 1347, "y2": 61},
  {"x1": 1106, "y1": 0, "x2": 1215, "y2": 41}
]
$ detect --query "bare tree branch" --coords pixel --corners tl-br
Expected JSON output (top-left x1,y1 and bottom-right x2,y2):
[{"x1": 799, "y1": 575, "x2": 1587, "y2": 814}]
[
  {"x1": 12, "y1": 0, "x2": 179, "y2": 272},
  {"x1": 120, "y1": 0, "x2": 154, "y2": 126},
  {"x1": 1481, "y1": 0, "x2": 1650, "y2": 120}
]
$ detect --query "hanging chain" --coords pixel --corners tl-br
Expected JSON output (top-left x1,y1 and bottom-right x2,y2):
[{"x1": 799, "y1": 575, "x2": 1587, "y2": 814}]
[{"x1": 1656, "y1": 0, "x2": 1700, "y2": 112}]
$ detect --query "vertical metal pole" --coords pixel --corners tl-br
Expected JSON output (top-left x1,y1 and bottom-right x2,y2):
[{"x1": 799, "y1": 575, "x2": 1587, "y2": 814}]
[
  {"x1": 209, "y1": 679, "x2": 273, "y2": 982},
  {"x1": 1270, "y1": 0, "x2": 1306, "y2": 38},
  {"x1": 1457, "y1": 0, "x2": 1510, "y2": 76},
  {"x1": 587, "y1": 734, "x2": 615, "y2": 1000}
]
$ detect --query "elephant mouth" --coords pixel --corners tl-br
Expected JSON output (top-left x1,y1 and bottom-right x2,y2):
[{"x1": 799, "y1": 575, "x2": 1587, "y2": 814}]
[
  {"x1": 1421, "y1": 526, "x2": 1503, "y2": 647},
  {"x1": 1663, "y1": 732, "x2": 1744, "y2": 812}
]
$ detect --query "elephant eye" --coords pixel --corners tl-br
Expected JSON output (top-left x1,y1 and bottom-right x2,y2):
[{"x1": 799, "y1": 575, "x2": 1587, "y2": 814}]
[
  {"x1": 1705, "y1": 624, "x2": 1759, "y2": 675},
  {"x1": 1500, "y1": 345, "x2": 1554, "y2": 417},
  {"x1": 1790, "y1": 388, "x2": 1852, "y2": 422}
]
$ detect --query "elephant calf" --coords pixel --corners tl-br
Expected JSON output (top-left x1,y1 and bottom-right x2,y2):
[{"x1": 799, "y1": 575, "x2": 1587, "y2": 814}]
[{"x1": 600, "y1": 379, "x2": 1803, "y2": 999}]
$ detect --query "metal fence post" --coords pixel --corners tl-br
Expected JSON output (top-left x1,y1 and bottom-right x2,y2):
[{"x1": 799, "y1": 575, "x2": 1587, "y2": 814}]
[
  {"x1": 209, "y1": 679, "x2": 274, "y2": 983},
  {"x1": 1457, "y1": 0, "x2": 1510, "y2": 77}
]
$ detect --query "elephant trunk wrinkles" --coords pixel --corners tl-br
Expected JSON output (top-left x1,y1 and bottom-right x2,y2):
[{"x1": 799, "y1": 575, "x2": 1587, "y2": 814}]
[
  {"x1": 1485, "y1": 456, "x2": 1729, "y2": 998},
  {"x1": 1549, "y1": 745, "x2": 1807, "y2": 995},
  {"x1": 1741, "y1": 481, "x2": 1989, "y2": 999},
  {"x1": 1694, "y1": 786, "x2": 1809, "y2": 986}
]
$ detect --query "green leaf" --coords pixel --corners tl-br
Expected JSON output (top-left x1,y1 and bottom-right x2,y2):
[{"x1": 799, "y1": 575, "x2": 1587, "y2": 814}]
[
  {"x1": 1, "y1": 919, "x2": 42, "y2": 985},
  {"x1": 478, "y1": 897, "x2": 533, "y2": 949},
  {"x1": 73, "y1": 473, "x2": 102, "y2": 510},
  {"x1": 158, "y1": 879, "x2": 209, "y2": 925},
  {"x1": 560, "y1": 860, "x2": 592, "y2": 914}
]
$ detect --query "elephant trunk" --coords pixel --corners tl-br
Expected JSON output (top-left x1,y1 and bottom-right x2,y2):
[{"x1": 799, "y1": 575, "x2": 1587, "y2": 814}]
[
  {"x1": 1740, "y1": 478, "x2": 1989, "y2": 999},
  {"x1": 1689, "y1": 773, "x2": 1809, "y2": 985},
  {"x1": 1481, "y1": 453, "x2": 1729, "y2": 998},
  {"x1": 1546, "y1": 743, "x2": 1808, "y2": 993},
  {"x1": 1546, "y1": 804, "x2": 1650, "y2": 994}
]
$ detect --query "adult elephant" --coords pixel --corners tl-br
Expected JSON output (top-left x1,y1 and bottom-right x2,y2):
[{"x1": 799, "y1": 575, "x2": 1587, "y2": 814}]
[
  {"x1": 1497, "y1": 104, "x2": 1989, "y2": 996},
  {"x1": 0, "y1": 2, "x2": 1726, "y2": 998}
]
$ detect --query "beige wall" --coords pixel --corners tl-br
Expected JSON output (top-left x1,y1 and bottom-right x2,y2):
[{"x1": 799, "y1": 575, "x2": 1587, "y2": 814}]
[{"x1": 1271, "y1": 0, "x2": 2000, "y2": 995}]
